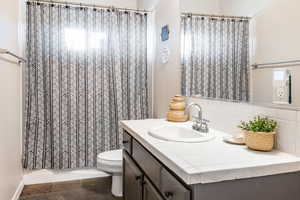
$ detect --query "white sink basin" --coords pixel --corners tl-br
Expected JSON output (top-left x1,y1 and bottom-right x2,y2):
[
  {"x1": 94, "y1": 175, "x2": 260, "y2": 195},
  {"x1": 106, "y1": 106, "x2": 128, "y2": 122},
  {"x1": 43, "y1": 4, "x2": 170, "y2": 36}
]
[{"x1": 148, "y1": 126, "x2": 215, "y2": 143}]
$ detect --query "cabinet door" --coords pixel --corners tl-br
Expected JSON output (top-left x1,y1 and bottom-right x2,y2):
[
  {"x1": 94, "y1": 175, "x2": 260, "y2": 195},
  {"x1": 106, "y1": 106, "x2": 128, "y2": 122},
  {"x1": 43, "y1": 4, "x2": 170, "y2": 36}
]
[
  {"x1": 132, "y1": 140, "x2": 162, "y2": 187},
  {"x1": 123, "y1": 152, "x2": 143, "y2": 200},
  {"x1": 161, "y1": 168, "x2": 191, "y2": 200},
  {"x1": 143, "y1": 178, "x2": 164, "y2": 200}
]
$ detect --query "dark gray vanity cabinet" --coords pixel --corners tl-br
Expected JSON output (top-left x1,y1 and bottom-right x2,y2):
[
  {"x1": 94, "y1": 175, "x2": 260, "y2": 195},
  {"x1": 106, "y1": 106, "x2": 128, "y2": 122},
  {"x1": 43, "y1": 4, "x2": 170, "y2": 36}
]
[
  {"x1": 160, "y1": 168, "x2": 190, "y2": 200},
  {"x1": 143, "y1": 178, "x2": 164, "y2": 200},
  {"x1": 123, "y1": 131, "x2": 132, "y2": 154},
  {"x1": 123, "y1": 130, "x2": 191, "y2": 200},
  {"x1": 132, "y1": 139, "x2": 162, "y2": 187},
  {"x1": 123, "y1": 152, "x2": 143, "y2": 200}
]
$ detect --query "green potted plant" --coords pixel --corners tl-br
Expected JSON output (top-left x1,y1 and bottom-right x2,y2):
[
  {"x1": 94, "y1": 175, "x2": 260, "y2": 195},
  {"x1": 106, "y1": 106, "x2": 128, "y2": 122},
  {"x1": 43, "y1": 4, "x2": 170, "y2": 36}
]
[{"x1": 238, "y1": 116, "x2": 277, "y2": 151}]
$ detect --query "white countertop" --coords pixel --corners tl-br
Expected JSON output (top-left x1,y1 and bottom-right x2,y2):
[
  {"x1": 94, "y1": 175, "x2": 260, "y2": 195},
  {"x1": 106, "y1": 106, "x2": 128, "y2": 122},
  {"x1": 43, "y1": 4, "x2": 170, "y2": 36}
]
[{"x1": 120, "y1": 119, "x2": 300, "y2": 185}]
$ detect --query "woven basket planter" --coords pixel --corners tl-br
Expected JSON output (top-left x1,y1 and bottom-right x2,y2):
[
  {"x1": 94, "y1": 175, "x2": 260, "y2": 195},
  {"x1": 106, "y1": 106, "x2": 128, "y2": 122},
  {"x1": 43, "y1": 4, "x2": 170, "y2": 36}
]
[{"x1": 244, "y1": 131, "x2": 276, "y2": 151}]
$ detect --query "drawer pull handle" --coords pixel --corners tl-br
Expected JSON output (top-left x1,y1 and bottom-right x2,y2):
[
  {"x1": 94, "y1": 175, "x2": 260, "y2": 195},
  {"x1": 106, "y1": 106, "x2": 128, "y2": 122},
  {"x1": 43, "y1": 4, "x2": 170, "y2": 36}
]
[
  {"x1": 164, "y1": 192, "x2": 173, "y2": 199},
  {"x1": 135, "y1": 176, "x2": 142, "y2": 181},
  {"x1": 122, "y1": 140, "x2": 129, "y2": 144}
]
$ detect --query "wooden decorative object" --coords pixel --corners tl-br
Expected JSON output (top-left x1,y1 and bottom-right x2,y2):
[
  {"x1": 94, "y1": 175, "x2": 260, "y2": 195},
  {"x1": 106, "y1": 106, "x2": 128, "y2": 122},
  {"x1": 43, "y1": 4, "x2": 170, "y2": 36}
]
[{"x1": 166, "y1": 95, "x2": 188, "y2": 122}]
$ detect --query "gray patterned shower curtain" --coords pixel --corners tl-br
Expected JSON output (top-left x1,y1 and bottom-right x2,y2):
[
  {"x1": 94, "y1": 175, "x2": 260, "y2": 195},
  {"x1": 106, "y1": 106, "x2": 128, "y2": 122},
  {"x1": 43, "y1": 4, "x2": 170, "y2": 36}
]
[
  {"x1": 181, "y1": 14, "x2": 250, "y2": 101},
  {"x1": 23, "y1": 2, "x2": 149, "y2": 169}
]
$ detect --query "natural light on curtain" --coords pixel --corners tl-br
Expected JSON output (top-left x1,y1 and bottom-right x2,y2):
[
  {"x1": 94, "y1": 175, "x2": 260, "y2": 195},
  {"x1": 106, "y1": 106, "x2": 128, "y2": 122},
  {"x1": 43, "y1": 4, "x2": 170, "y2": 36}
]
[
  {"x1": 181, "y1": 14, "x2": 250, "y2": 102},
  {"x1": 64, "y1": 28, "x2": 106, "y2": 50}
]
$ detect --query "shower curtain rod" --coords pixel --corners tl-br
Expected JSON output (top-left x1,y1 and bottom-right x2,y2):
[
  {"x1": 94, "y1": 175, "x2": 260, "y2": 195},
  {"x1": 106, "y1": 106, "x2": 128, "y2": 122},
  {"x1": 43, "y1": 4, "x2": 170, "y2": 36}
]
[
  {"x1": 181, "y1": 12, "x2": 251, "y2": 20},
  {"x1": 27, "y1": 0, "x2": 151, "y2": 13}
]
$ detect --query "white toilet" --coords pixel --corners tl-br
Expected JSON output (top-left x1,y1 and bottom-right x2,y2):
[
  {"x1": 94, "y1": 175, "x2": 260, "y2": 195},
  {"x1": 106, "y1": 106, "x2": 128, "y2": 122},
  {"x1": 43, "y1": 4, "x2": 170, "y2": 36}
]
[{"x1": 97, "y1": 149, "x2": 123, "y2": 197}]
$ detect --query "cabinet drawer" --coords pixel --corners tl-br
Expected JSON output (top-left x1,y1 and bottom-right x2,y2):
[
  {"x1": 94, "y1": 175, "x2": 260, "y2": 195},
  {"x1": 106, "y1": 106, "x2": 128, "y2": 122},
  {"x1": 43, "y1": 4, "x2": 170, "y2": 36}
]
[
  {"x1": 161, "y1": 168, "x2": 191, "y2": 200},
  {"x1": 123, "y1": 131, "x2": 132, "y2": 154},
  {"x1": 132, "y1": 140, "x2": 162, "y2": 187}
]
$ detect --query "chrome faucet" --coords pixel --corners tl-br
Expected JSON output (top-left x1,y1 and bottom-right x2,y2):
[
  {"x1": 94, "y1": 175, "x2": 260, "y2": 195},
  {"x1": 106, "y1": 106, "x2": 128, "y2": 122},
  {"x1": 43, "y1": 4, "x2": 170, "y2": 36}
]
[{"x1": 185, "y1": 103, "x2": 209, "y2": 133}]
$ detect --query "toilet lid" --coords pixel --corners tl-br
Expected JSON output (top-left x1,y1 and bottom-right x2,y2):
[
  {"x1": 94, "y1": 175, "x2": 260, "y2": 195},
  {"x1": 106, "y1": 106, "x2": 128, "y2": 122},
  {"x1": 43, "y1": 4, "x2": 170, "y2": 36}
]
[{"x1": 97, "y1": 149, "x2": 122, "y2": 162}]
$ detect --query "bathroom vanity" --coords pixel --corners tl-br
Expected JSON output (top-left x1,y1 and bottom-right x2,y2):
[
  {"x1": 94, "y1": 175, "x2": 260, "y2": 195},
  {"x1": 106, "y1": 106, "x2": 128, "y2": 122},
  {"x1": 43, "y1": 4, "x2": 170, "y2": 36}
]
[{"x1": 121, "y1": 119, "x2": 300, "y2": 200}]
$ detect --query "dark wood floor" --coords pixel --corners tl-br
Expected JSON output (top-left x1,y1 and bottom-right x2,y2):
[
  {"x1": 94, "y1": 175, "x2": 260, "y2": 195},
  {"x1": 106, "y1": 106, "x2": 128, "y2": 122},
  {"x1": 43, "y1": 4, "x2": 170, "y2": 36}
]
[{"x1": 19, "y1": 177, "x2": 123, "y2": 200}]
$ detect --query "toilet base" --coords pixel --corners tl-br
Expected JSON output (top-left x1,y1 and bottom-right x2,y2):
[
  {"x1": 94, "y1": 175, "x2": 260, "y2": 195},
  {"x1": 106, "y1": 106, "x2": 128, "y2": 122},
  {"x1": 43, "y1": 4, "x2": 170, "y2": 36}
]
[{"x1": 112, "y1": 175, "x2": 123, "y2": 197}]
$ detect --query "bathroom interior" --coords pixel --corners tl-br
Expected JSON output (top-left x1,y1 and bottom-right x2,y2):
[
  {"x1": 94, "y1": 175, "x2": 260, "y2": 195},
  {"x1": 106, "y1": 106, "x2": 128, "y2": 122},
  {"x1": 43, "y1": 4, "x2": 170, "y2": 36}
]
[{"x1": 2, "y1": 0, "x2": 300, "y2": 199}]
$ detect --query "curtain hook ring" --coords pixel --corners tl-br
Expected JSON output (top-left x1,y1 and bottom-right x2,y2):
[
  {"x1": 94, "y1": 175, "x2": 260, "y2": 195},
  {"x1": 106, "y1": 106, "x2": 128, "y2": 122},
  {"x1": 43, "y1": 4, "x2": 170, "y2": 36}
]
[
  {"x1": 65, "y1": 1, "x2": 69, "y2": 8},
  {"x1": 50, "y1": 0, "x2": 55, "y2": 7},
  {"x1": 80, "y1": 3, "x2": 84, "y2": 10}
]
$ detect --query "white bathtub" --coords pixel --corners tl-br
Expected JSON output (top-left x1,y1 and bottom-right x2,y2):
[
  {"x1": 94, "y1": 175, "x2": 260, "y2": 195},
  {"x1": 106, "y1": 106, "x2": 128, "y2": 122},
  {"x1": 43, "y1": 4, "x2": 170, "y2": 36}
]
[{"x1": 23, "y1": 169, "x2": 109, "y2": 185}]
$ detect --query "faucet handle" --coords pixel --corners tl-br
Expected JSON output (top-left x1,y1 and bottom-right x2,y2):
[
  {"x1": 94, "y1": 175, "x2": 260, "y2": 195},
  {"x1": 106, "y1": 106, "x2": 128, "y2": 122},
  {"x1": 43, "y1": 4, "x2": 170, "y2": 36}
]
[{"x1": 201, "y1": 119, "x2": 210, "y2": 133}]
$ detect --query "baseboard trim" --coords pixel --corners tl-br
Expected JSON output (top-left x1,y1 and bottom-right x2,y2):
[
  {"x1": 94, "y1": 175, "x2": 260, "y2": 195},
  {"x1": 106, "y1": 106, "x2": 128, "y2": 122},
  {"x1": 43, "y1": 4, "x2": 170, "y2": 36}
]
[{"x1": 11, "y1": 180, "x2": 24, "y2": 200}]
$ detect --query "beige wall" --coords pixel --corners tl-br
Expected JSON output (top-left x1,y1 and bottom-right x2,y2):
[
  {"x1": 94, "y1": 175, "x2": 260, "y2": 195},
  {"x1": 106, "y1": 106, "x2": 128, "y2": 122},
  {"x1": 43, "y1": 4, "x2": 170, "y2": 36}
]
[
  {"x1": 0, "y1": 0, "x2": 23, "y2": 199},
  {"x1": 153, "y1": 0, "x2": 182, "y2": 118},
  {"x1": 138, "y1": 0, "x2": 159, "y2": 10},
  {"x1": 138, "y1": 0, "x2": 182, "y2": 118},
  {"x1": 219, "y1": 0, "x2": 270, "y2": 17},
  {"x1": 180, "y1": 0, "x2": 220, "y2": 14},
  {"x1": 179, "y1": 0, "x2": 269, "y2": 16},
  {"x1": 252, "y1": 0, "x2": 300, "y2": 107},
  {"x1": 254, "y1": 0, "x2": 300, "y2": 63}
]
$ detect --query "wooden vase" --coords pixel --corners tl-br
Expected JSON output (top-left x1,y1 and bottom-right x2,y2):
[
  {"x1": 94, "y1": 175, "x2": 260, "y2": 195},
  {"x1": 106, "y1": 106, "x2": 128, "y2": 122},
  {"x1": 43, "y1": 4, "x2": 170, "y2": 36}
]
[{"x1": 166, "y1": 95, "x2": 188, "y2": 122}]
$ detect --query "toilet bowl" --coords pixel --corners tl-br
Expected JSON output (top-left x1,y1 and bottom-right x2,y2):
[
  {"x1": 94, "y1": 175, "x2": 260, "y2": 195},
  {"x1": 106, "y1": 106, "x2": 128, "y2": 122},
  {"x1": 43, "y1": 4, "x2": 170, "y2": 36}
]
[{"x1": 97, "y1": 149, "x2": 123, "y2": 197}]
